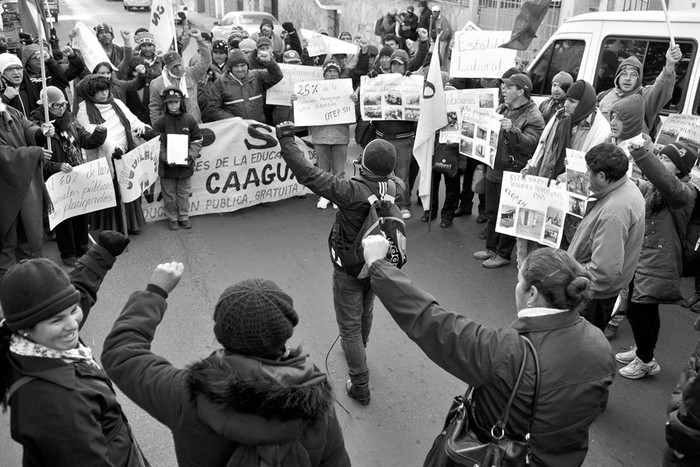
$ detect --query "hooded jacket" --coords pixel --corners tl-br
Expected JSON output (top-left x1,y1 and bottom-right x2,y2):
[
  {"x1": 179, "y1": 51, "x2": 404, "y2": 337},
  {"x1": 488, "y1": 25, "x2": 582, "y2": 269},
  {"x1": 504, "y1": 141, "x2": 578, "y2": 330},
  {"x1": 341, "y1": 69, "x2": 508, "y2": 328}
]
[
  {"x1": 101, "y1": 288, "x2": 350, "y2": 467},
  {"x1": 610, "y1": 94, "x2": 644, "y2": 141}
]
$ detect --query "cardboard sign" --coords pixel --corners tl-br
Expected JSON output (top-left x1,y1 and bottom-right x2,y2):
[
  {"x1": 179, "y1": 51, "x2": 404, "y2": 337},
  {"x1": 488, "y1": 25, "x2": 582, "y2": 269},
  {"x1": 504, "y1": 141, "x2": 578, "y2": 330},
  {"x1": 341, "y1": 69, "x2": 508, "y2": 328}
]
[
  {"x1": 114, "y1": 138, "x2": 160, "y2": 204},
  {"x1": 293, "y1": 78, "x2": 355, "y2": 126},
  {"x1": 47, "y1": 158, "x2": 117, "y2": 230},
  {"x1": 359, "y1": 74, "x2": 424, "y2": 121},
  {"x1": 300, "y1": 29, "x2": 359, "y2": 57},
  {"x1": 266, "y1": 64, "x2": 324, "y2": 106},
  {"x1": 449, "y1": 30, "x2": 517, "y2": 79},
  {"x1": 440, "y1": 88, "x2": 499, "y2": 143},
  {"x1": 458, "y1": 107, "x2": 503, "y2": 167}
]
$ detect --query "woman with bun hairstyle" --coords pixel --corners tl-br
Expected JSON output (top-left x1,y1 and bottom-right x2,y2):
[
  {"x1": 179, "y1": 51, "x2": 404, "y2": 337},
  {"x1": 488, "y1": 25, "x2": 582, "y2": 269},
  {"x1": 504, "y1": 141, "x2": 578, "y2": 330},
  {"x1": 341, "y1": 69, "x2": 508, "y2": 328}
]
[
  {"x1": 362, "y1": 242, "x2": 616, "y2": 467},
  {"x1": 0, "y1": 231, "x2": 150, "y2": 466}
]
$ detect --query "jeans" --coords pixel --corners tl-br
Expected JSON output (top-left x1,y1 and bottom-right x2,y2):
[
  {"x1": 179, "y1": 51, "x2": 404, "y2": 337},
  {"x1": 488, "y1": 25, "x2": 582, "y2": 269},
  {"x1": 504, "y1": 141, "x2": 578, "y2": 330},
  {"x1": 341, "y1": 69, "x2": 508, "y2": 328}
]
[
  {"x1": 484, "y1": 178, "x2": 516, "y2": 259},
  {"x1": 388, "y1": 137, "x2": 415, "y2": 209},
  {"x1": 580, "y1": 296, "x2": 617, "y2": 332},
  {"x1": 428, "y1": 171, "x2": 460, "y2": 220},
  {"x1": 161, "y1": 177, "x2": 192, "y2": 221},
  {"x1": 332, "y1": 268, "x2": 374, "y2": 385},
  {"x1": 627, "y1": 301, "x2": 660, "y2": 363},
  {"x1": 316, "y1": 144, "x2": 347, "y2": 179}
]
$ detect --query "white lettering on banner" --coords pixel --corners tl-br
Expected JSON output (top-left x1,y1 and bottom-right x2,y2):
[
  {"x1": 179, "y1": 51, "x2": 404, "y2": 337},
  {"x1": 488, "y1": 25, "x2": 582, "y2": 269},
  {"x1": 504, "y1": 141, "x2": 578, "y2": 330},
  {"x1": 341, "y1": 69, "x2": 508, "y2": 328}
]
[
  {"x1": 47, "y1": 159, "x2": 117, "y2": 230},
  {"x1": 141, "y1": 119, "x2": 315, "y2": 223},
  {"x1": 293, "y1": 78, "x2": 355, "y2": 126},
  {"x1": 116, "y1": 138, "x2": 160, "y2": 203},
  {"x1": 449, "y1": 31, "x2": 517, "y2": 79},
  {"x1": 267, "y1": 64, "x2": 324, "y2": 106}
]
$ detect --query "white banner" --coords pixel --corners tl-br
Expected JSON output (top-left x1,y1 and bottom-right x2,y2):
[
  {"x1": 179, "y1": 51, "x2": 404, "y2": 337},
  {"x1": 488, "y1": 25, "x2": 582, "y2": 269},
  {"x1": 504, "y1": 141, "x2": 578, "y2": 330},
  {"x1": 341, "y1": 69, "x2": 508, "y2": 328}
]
[
  {"x1": 115, "y1": 138, "x2": 161, "y2": 203},
  {"x1": 267, "y1": 64, "x2": 324, "y2": 106},
  {"x1": 149, "y1": 0, "x2": 176, "y2": 52},
  {"x1": 141, "y1": 119, "x2": 315, "y2": 223},
  {"x1": 46, "y1": 159, "x2": 117, "y2": 230},
  {"x1": 440, "y1": 88, "x2": 499, "y2": 143},
  {"x1": 449, "y1": 30, "x2": 517, "y2": 79},
  {"x1": 72, "y1": 22, "x2": 116, "y2": 72},
  {"x1": 359, "y1": 74, "x2": 424, "y2": 121},
  {"x1": 496, "y1": 171, "x2": 567, "y2": 248},
  {"x1": 300, "y1": 29, "x2": 359, "y2": 57},
  {"x1": 293, "y1": 78, "x2": 355, "y2": 126},
  {"x1": 458, "y1": 107, "x2": 503, "y2": 167}
]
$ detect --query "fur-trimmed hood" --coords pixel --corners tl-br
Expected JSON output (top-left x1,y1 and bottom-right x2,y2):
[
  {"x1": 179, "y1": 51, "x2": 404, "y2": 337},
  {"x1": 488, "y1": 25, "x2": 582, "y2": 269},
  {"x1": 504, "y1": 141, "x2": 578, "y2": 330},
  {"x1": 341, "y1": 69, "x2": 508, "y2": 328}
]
[{"x1": 185, "y1": 348, "x2": 334, "y2": 445}]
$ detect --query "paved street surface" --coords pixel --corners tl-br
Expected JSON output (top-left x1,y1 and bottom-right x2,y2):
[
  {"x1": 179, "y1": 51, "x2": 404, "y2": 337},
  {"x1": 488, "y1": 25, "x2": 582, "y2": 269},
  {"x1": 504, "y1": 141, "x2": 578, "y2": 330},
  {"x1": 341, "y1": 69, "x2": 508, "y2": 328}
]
[{"x1": 1, "y1": 1, "x2": 700, "y2": 465}]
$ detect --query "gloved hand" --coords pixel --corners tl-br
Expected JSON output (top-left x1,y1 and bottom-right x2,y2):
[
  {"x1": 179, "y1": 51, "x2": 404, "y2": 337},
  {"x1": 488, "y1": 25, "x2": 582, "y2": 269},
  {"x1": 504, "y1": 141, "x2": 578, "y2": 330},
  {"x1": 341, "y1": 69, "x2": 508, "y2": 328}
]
[
  {"x1": 404, "y1": 71, "x2": 412, "y2": 77},
  {"x1": 367, "y1": 69, "x2": 378, "y2": 78},
  {"x1": 112, "y1": 147, "x2": 124, "y2": 160},
  {"x1": 98, "y1": 230, "x2": 130, "y2": 256},
  {"x1": 276, "y1": 121, "x2": 295, "y2": 140},
  {"x1": 282, "y1": 22, "x2": 295, "y2": 33}
]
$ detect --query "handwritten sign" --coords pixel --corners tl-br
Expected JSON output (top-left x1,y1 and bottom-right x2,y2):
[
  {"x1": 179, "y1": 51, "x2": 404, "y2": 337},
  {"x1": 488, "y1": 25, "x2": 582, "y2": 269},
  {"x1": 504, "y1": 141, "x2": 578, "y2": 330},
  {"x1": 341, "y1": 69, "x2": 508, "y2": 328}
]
[
  {"x1": 71, "y1": 22, "x2": 116, "y2": 72},
  {"x1": 564, "y1": 149, "x2": 589, "y2": 217},
  {"x1": 293, "y1": 78, "x2": 355, "y2": 126},
  {"x1": 656, "y1": 113, "x2": 700, "y2": 187},
  {"x1": 115, "y1": 138, "x2": 160, "y2": 203},
  {"x1": 267, "y1": 64, "x2": 324, "y2": 106},
  {"x1": 497, "y1": 171, "x2": 567, "y2": 248},
  {"x1": 440, "y1": 88, "x2": 499, "y2": 143},
  {"x1": 47, "y1": 159, "x2": 117, "y2": 230},
  {"x1": 359, "y1": 74, "x2": 424, "y2": 121},
  {"x1": 300, "y1": 29, "x2": 359, "y2": 57},
  {"x1": 458, "y1": 107, "x2": 503, "y2": 167},
  {"x1": 449, "y1": 30, "x2": 517, "y2": 79}
]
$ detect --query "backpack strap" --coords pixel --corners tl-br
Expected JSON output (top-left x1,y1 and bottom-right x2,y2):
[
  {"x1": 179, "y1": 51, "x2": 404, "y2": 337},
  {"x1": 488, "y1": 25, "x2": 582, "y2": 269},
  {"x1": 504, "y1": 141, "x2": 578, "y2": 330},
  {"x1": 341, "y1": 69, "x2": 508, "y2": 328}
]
[
  {"x1": 7, "y1": 376, "x2": 36, "y2": 401},
  {"x1": 353, "y1": 177, "x2": 396, "y2": 205}
]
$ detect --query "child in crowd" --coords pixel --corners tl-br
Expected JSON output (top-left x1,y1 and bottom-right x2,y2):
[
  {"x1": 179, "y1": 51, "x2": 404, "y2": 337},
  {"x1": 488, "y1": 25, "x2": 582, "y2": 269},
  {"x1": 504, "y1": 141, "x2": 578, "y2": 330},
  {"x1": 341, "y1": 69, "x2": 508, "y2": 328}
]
[{"x1": 152, "y1": 86, "x2": 203, "y2": 230}]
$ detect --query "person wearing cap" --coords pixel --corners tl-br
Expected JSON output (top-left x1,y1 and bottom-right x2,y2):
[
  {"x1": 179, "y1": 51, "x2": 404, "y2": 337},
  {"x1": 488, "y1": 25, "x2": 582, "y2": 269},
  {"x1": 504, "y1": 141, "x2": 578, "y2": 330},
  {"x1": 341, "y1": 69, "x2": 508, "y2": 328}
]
[
  {"x1": 102, "y1": 264, "x2": 350, "y2": 466},
  {"x1": 95, "y1": 22, "x2": 124, "y2": 68},
  {"x1": 428, "y1": 4, "x2": 452, "y2": 71},
  {"x1": 208, "y1": 45, "x2": 283, "y2": 123},
  {"x1": 371, "y1": 45, "x2": 394, "y2": 74},
  {"x1": 250, "y1": 17, "x2": 284, "y2": 56},
  {"x1": 276, "y1": 121, "x2": 406, "y2": 405},
  {"x1": 249, "y1": 36, "x2": 282, "y2": 70},
  {"x1": 398, "y1": 6, "x2": 419, "y2": 50},
  {"x1": 238, "y1": 37, "x2": 257, "y2": 59},
  {"x1": 226, "y1": 25, "x2": 250, "y2": 50},
  {"x1": 152, "y1": 86, "x2": 203, "y2": 231},
  {"x1": 88, "y1": 59, "x2": 148, "y2": 111},
  {"x1": 613, "y1": 137, "x2": 698, "y2": 380},
  {"x1": 149, "y1": 29, "x2": 212, "y2": 124},
  {"x1": 0, "y1": 231, "x2": 143, "y2": 466},
  {"x1": 597, "y1": 45, "x2": 681, "y2": 135},
  {"x1": 134, "y1": 29, "x2": 163, "y2": 78},
  {"x1": 473, "y1": 72, "x2": 544, "y2": 269},
  {"x1": 29, "y1": 87, "x2": 107, "y2": 266},
  {"x1": 417, "y1": 1, "x2": 432, "y2": 30},
  {"x1": 538, "y1": 71, "x2": 573, "y2": 123}
]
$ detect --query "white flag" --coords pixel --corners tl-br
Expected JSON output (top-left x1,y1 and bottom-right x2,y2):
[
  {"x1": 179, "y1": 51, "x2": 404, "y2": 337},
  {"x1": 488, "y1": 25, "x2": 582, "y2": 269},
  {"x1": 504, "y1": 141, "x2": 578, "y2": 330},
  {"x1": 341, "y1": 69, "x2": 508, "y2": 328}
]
[
  {"x1": 413, "y1": 40, "x2": 447, "y2": 210},
  {"x1": 149, "y1": 0, "x2": 177, "y2": 52}
]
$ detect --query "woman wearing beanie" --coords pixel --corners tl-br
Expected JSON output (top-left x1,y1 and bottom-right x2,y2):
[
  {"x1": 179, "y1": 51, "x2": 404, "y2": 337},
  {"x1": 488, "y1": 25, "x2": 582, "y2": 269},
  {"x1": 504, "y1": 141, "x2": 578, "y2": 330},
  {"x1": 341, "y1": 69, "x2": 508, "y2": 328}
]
[
  {"x1": 615, "y1": 138, "x2": 698, "y2": 379},
  {"x1": 0, "y1": 231, "x2": 147, "y2": 466},
  {"x1": 102, "y1": 264, "x2": 350, "y2": 467}
]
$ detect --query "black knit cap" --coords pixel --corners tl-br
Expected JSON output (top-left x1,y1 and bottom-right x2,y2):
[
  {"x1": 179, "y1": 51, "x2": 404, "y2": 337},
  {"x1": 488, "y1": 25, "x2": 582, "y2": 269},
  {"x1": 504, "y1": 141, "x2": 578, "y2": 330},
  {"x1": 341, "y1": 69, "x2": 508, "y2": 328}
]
[
  {"x1": 361, "y1": 139, "x2": 397, "y2": 177},
  {"x1": 226, "y1": 49, "x2": 248, "y2": 68},
  {"x1": 213, "y1": 279, "x2": 298, "y2": 357},
  {"x1": 0, "y1": 259, "x2": 80, "y2": 332},
  {"x1": 661, "y1": 141, "x2": 699, "y2": 178}
]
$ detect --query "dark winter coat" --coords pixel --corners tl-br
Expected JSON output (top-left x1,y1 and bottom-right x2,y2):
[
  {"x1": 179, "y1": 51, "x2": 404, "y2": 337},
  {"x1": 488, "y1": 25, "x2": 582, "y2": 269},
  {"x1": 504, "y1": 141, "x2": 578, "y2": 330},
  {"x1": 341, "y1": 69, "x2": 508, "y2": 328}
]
[
  {"x1": 101, "y1": 287, "x2": 350, "y2": 467},
  {"x1": 152, "y1": 108, "x2": 202, "y2": 179},
  {"x1": 278, "y1": 133, "x2": 405, "y2": 277},
  {"x1": 630, "y1": 143, "x2": 696, "y2": 304},
  {"x1": 6, "y1": 245, "x2": 146, "y2": 467}
]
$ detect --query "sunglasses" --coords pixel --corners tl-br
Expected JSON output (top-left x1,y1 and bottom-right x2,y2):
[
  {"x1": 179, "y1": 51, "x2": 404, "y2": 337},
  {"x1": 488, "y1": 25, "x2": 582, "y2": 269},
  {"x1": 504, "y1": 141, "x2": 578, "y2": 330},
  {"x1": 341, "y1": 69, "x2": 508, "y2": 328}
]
[{"x1": 50, "y1": 102, "x2": 68, "y2": 109}]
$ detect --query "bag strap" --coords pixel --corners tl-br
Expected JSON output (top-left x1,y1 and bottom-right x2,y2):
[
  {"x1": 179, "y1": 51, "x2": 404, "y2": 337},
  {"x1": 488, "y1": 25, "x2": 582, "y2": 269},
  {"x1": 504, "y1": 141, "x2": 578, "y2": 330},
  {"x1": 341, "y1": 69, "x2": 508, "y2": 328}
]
[
  {"x1": 522, "y1": 335, "x2": 540, "y2": 435},
  {"x1": 6, "y1": 376, "x2": 36, "y2": 401},
  {"x1": 354, "y1": 177, "x2": 396, "y2": 205}
]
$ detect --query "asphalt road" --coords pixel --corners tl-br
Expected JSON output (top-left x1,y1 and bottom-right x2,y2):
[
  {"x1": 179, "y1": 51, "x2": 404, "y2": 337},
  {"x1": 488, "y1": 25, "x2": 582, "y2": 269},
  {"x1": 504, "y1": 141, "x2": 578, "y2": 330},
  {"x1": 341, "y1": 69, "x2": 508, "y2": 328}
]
[{"x1": 2, "y1": 0, "x2": 700, "y2": 465}]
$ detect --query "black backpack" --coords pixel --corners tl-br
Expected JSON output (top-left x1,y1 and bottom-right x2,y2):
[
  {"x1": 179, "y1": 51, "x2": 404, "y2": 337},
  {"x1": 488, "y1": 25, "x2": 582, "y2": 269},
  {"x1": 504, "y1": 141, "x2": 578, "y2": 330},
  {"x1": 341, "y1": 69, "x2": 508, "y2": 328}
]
[{"x1": 342, "y1": 178, "x2": 407, "y2": 279}]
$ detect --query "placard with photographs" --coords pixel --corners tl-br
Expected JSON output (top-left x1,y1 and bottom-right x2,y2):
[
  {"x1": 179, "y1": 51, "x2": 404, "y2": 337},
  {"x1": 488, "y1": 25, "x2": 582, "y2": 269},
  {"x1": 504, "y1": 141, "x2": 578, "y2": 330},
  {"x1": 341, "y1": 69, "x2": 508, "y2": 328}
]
[
  {"x1": 440, "y1": 88, "x2": 499, "y2": 144},
  {"x1": 496, "y1": 171, "x2": 568, "y2": 248},
  {"x1": 458, "y1": 107, "x2": 503, "y2": 167},
  {"x1": 359, "y1": 74, "x2": 424, "y2": 121},
  {"x1": 564, "y1": 148, "x2": 589, "y2": 218}
]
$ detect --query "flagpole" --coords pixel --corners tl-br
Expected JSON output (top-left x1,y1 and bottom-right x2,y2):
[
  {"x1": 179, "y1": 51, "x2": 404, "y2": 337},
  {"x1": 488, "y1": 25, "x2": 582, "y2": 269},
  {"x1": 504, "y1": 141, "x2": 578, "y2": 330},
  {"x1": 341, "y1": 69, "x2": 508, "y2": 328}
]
[
  {"x1": 660, "y1": 0, "x2": 675, "y2": 48},
  {"x1": 171, "y1": 3, "x2": 178, "y2": 52},
  {"x1": 35, "y1": 4, "x2": 51, "y2": 151}
]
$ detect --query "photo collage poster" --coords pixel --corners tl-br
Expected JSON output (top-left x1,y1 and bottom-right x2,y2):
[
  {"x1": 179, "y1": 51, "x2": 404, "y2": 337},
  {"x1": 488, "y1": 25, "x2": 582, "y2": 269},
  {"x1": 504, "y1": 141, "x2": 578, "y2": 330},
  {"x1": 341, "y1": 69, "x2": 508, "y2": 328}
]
[
  {"x1": 564, "y1": 149, "x2": 589, "y2": 218},
  {"x1": 458, "y1": 106, "x2": 503, "y2": 167},
  {"x1": 359, "y1": 74, "x2": 424, "y2": 121},
  {"x1": 440, "y1": 88, "x2": 499, "y2": 144}
]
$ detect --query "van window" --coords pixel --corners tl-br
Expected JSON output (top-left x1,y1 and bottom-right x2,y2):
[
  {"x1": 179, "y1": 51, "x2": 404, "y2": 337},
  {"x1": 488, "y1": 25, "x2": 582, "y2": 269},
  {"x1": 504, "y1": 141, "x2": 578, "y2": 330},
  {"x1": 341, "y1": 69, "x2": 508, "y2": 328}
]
[
  {"x1": 594, "y1": 38, "x2": 695, "y2": 114},
  {"x1": 529, "y1": 39, "x2": 585, "y2": 96}
]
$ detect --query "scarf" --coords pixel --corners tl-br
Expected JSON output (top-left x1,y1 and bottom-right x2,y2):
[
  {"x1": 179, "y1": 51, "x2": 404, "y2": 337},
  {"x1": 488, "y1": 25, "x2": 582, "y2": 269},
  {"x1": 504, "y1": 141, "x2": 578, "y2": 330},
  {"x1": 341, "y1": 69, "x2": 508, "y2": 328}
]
[
  {"x1": 9, "y1": 333, "x2": 101, "y2": 369},
  {"x1": 161, "y1": 67, "x2": 189, "y2": 98},
  {"x1": 78, "y1": 76, "x2": 137, "y2": 152}
]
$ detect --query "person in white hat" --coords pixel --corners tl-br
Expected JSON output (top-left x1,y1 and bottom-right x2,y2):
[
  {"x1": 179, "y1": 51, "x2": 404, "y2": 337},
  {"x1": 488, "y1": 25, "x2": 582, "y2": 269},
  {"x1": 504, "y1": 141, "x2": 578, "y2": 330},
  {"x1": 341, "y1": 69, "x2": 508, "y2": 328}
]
[{"x1": 428, "y1": 4, "x2": 452, "y2": 71}]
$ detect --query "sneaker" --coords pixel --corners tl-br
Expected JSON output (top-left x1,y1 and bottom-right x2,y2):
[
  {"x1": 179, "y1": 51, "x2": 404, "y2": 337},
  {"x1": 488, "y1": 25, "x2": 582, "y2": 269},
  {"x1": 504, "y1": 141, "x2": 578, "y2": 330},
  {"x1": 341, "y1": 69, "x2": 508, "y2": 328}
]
[
  {"x1": 476, "y1": 213, "x2": 488, "y2": 224},
  {"x1": 168, "y1": 220, "x2": 179, "y2": 231},
  {"x1": 62, "y1": 256, "x2": 77, "y2": 267},
  {"x1": 178, "y1": 219, "x2": 192, "y2": 229},
  {"x1": 473, "y1": 250, "x2": 496, "y2": 260},
  {"x1": 346, "y1": 380, "x2": 370, "y2": 405},
  {"x1": 401, "y1": 209, "x2": 411, "y2": 219},
  {"x1": 483, "y1": 255, "x2": 510, "y2": 268},
  {"x1": 615, "y1": 346, "x2": 637, "y2": 364},
  {"x1": 316, "y1": 197, "x2": 330, "y2": 209},
  {"x1": 618, "y1": 357, "x2": 661, "y2": 380}
]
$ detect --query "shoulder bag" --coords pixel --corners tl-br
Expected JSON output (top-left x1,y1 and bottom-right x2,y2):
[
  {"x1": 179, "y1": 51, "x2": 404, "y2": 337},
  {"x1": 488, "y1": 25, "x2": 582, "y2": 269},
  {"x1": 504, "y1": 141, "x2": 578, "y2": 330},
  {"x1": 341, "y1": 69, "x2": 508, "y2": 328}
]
[{"x1": 423, "y1": 335, "x2": 540, "y2": 467}]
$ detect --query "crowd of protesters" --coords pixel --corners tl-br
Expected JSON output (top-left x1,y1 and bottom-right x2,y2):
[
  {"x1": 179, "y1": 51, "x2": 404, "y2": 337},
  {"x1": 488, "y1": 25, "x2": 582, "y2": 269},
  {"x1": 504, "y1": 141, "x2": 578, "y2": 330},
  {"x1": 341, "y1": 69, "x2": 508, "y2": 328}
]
[{"x1": 0, "y1": 2, "x2": 699, "y2": 466}]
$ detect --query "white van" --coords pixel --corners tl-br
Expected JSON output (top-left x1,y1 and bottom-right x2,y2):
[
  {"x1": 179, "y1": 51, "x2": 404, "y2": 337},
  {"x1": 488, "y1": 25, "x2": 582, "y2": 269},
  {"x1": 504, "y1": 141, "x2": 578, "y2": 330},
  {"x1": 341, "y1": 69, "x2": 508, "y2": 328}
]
[{"x1": 526, "y1": 10, "x2": 700, "y2": 125}]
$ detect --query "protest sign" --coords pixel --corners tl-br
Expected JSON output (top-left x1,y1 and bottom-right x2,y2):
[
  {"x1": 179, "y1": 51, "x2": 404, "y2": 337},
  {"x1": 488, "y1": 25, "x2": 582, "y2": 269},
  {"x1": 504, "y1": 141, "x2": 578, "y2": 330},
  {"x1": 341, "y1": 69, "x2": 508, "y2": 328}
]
[
  {"x1": 293, "y1": 78, "x2": 355, "y2": 126},
  {"x1": 462, "y1": 21, "x2": 482, "y2": 32},
  {"x1": 458, "y1": 107, "x2": 503, "y2": 167},
  {"x1": 496, "y1": 171, "x2": 568, "y2": 248},
  {"x1": 266, "y1": 64, "x2": 324, "y2": 106},
  {"x1": 72, "y1": 22, "x2": 116, "y2": 72},
  {"x1": 47, "y1": 159, "x2": 117, "y2": 230},
  {"x1": 656, "y1": 113, "x2": 700, "y2": 186},
  {"x1": 300, "y1": 29, "x2": 359, "y2": 57},
  {"x1": 115, "y1": 137, "x2": 160, "y2": 203},
  {"x1": 564, "y1": 148, "x2": 589, "y2": 218},
  {"x1": 359, "y1": 74, "x2": 424, "y2": 121},
  {"x1": 440, "y1": 88, "x2": 499, "y2": 143},
  {"x1": 141, "y1": 119, "x2": 315, "y2": 223},
  {"x1": 449, "y1": 30, "x2": 517, "y2": 79}
]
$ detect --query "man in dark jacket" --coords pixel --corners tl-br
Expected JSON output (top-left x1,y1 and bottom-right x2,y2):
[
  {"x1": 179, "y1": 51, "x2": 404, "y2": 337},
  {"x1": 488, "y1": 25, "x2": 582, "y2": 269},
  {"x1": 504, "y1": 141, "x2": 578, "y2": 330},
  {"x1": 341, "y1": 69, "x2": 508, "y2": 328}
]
[
  {"x1": 102, "y1": 264, "x2": 350, "y2": 467},
  {"x1": 276, "y1": 122, "x2": 405, "y2": 405},
  {"x1": 473, "y1": 72, "x2": 544, "y2": 268}
]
